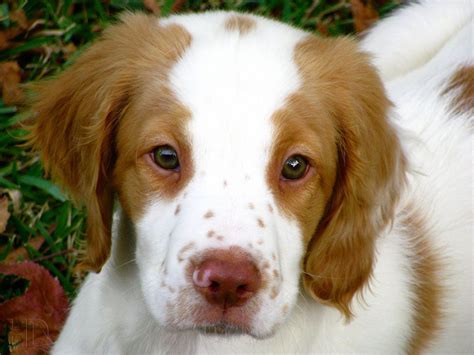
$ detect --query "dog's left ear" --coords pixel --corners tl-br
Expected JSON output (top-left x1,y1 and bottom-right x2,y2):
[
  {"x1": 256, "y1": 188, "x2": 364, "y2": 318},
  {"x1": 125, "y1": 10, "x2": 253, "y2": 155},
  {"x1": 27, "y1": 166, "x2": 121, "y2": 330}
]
[
  {"x1": 297, "y1": 37, "x2": 407, "y2": 318},
  {"x1": 27, "y1": 13, "x2": 191, "y2": 272}
]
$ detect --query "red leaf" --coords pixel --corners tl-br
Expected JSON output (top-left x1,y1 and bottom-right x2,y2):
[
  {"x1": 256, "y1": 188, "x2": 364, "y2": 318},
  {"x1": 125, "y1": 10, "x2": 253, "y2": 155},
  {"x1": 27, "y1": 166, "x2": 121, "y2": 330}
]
[{"x1": 0, "y1": 262, "x2": 69, "y2": 354}]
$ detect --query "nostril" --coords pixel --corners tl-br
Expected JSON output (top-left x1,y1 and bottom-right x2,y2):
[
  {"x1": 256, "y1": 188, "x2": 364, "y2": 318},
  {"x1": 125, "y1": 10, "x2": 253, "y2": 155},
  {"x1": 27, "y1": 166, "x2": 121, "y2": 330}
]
[
  {"x1": 236, "y1": 284, "x2": 250, "y2": 296},
  {"x1": 209, "y1": 281, "x2": 220, "y2": 293}
]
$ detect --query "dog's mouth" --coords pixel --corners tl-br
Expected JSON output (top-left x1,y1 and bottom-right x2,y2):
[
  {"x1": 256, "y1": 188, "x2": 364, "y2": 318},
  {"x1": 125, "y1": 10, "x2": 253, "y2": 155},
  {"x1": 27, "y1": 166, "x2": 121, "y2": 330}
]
[
  {"x1": 192, "y1": 306, "x2": 254, "y2": 335},
  {"x1": 197, "y1": 323, "x2": 247, "y2": 336}
]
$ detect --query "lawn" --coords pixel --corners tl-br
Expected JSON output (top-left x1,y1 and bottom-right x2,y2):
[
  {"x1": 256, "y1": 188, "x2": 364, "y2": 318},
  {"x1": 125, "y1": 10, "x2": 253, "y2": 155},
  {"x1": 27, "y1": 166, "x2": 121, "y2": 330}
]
[{"x1": 0, "y1": 0, "x2": 401, "y2": 352}]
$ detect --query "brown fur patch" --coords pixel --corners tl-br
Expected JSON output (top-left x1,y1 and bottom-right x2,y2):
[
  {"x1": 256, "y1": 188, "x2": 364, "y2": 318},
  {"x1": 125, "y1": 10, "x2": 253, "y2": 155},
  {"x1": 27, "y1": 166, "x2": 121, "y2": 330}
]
[
  {"x1": 207, "y1": 230, "x2": 215, "y2": 238},
  {"x1": 442, "y1": 65, "x2": 474, "y2": 114},
  {"x1": 268, "y1": 35, "x2": 406, "y2": 318},
  {"x1": 224, "y1": 15, "x2": 256, "y2": 35},
  {"x1": 257, "y1": 217, "x2": 265, "y2": 228},
  {"x1": 400, "y1": 203, "x2": 444, "y2": 354},
  {"x1": 27, "y1": 13, "x2": 193, "y2": 272}
]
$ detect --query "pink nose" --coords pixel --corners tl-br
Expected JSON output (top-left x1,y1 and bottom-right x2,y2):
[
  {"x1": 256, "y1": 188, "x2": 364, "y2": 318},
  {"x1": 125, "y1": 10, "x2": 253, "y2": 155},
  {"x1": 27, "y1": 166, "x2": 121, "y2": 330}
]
[{"x1": 192, "y1": 251, "x2": 261, "y2": 307}]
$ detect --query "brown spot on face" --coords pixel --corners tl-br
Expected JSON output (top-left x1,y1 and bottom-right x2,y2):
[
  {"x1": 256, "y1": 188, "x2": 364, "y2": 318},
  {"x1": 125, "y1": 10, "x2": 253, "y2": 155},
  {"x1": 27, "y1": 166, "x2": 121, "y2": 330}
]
[
  {"x1": 442, "y1": 65, "x2": 474, "y2": 114},
  {"x1": 270, "y1": 286, "x2": 279, "y2": 299},
  {"x1": 400, "y1": 202, "x2": 444, "y2": 355},
  {"x1": 178, "y1": 242, "x2": 196, "y2": 263},
  {"x1": 282, "y1": 304, "x2": 289, "y2": 315},
  {"x1": 28, "y1": 14, "x2": 193, "y2": 272},
  {"x1": 262, "y1": 261, "x2": 270, "y2": 269},
  {"x1": 224, "y1": 15, "x2": 256, "y2": 35},
  {"x1": 272, "y1": 270, "x2": 279, "y2": 278},
  {"x1": 248, "y1": 202, "x2": 255, "y2": 210},
  {"x1": 268, "y1": 203, "x2": 274, "y2": 214},
  {"x1": 204, "y1": 210, "x2": 214, "y2": 219},
  {"x1": 267, "y1": 35, "x2": 406, "y2": 319},
  {"x1": 257, "y1": 218, "x2": 265, "y2": 228},
  {"x1": 216, "y1": 235, "x2": 224, "y2": 241},
  {"x1": 207, "y1": 230, "x2": 216, "y2": 238},
  {"x1": 174, "y1": 204, "x2": 181, "y2": 215}
]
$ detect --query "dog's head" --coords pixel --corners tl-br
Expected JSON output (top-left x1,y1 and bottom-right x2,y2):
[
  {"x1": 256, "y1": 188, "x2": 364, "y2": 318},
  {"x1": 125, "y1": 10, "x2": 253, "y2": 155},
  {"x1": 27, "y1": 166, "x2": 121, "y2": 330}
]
[{"x1": 29, "y1": 12, "x2": 406, "y2": 338}]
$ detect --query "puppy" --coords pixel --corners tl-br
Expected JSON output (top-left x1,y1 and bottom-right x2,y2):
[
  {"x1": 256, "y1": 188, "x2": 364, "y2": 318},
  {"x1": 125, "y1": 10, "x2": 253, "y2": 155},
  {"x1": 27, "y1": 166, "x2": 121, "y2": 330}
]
[{"x1": 29, "y1": 1, "x2": 473, "y2": 353}]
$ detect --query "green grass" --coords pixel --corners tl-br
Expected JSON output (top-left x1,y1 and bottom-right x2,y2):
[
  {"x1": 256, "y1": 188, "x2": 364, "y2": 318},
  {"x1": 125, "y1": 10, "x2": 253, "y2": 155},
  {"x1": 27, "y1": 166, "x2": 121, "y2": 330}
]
[{"x1": 1, "y1": 0, "x2": 401, "y2": 310}]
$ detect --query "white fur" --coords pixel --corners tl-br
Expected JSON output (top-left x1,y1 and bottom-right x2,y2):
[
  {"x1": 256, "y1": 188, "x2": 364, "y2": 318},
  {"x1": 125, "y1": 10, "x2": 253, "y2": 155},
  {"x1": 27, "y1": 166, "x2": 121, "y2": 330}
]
[{"x1": 53, "y1": 3, "x2": 473, "y2": 354}]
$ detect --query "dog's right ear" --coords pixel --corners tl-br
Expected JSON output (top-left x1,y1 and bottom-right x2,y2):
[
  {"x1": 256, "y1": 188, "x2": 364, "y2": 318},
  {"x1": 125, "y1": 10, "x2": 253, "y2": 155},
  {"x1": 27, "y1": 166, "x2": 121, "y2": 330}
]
[{"x1": 27, "y1": 13, "x2": 191, "y2": 272}]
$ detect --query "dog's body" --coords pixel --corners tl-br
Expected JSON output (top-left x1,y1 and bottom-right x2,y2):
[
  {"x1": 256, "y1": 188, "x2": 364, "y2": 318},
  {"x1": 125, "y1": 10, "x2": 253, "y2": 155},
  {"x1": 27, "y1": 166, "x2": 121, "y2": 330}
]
[{"x1": 29, "y1": 1, "x2": 472, "y2": 354}]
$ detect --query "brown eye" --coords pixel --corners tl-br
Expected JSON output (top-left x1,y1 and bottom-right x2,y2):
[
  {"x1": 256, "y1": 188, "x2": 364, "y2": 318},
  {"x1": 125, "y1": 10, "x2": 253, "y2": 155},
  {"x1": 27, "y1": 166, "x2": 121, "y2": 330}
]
[
  {"x1": 152, "y1": 145, "x2": 180, "y2": 170},
  {"x1": 281, "y1": 155, "x2": 308, "y2": 180}
]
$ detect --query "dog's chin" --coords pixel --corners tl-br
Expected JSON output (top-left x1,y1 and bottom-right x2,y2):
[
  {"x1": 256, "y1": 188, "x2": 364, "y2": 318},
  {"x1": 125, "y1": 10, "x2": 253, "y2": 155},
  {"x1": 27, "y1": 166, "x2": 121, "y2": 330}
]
[{"x1": 167, "y1": 322, "x2": 276, "y2": 340}]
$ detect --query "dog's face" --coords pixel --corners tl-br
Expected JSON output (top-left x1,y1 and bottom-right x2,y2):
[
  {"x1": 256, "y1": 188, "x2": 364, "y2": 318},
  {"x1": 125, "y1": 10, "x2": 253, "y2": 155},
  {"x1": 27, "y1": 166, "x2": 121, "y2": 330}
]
[{"x1": 29, "y1": 13, "x2": 405, "y2": 338}]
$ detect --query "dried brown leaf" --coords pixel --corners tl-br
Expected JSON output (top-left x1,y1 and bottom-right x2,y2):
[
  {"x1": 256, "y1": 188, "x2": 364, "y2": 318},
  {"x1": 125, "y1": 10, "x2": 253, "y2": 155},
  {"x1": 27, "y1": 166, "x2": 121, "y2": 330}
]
[
  {"x1": 351, "y1": 0, "x2": 380, "y2": 33},
  {"x1": 0, "y1": 62, "x2": 25, "y2": 106},
  {"x1": 0, "y1": 262, "x2": 68, "y2": 354},
  {"x1": 10, "y1": 10, "x2": 30, "y2": 30},
  {"x1": 0, "y1": 28, "x2": 24, "y2": 51},
  {"x1": 172, "y1": 0, "x2": 187, "y2": 12},
  {"x1": 0, "y1": 195, "x2": 10, "y2": 234}
]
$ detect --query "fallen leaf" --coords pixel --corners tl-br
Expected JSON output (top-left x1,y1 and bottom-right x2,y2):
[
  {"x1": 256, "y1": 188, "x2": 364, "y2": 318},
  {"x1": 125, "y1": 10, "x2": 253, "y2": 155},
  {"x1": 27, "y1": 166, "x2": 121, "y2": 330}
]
[
  {"x1": 316, "y1": 21, "x2": 329, "y2": 36},
  {"x1": 0, "y1": 262, "x2": 68, "y2": 354},
  {"x1": 0, "y1": 195, "x2": 10, "y2": 234},
  {"x1": 5, "y1": 237, "x2": 45, "y2": 263},
  {"x1": 0, "y1": 27, "x2": 24, "y2": 51},
  {"x1": 0, "y1": 62, "x2": 24, "y2": 106},
  {"x1": 351, "y1": 0, "x2": 380, "y2": 33},
  {"x1": 10, "y1": 10, "x2": 30, "y2": 30},
  {"x1": 172, "y1": 0, "x2": 187, "y2": 12},
  {"x1": 144, "y1": 0, "x2": 161, "y2": 15}
]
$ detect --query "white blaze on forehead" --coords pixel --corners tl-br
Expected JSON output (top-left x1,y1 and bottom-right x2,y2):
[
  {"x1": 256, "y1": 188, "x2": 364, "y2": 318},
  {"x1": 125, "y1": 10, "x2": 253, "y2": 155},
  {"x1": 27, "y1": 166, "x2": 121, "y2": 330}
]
[{"x1": 165, "y1": 12, "x2": 306, "y2": 190}]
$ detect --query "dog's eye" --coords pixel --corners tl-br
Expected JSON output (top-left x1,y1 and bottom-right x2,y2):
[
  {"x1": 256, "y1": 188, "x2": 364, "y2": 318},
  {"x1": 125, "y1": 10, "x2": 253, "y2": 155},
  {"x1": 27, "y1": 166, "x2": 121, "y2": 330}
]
[
  {"x1": 152, "y1": 145, "x2": 180, "y2": 170},
  {"x1": 281, "y1": 155, "x2": 308, "y2": 180}
]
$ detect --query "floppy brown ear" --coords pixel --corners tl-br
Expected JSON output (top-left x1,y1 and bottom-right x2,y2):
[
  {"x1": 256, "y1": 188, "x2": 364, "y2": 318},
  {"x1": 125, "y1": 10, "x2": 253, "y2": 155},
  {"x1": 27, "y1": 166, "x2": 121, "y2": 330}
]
[
  {"x1": 28, "y1": 36, "x2": 126, "y2": 273},
  {"x1": 298, "y1": 37, "x2": 407, "y2": 318},
  {"x1": 28, "y1": 13, "x2": 191, "y2": 272}
]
